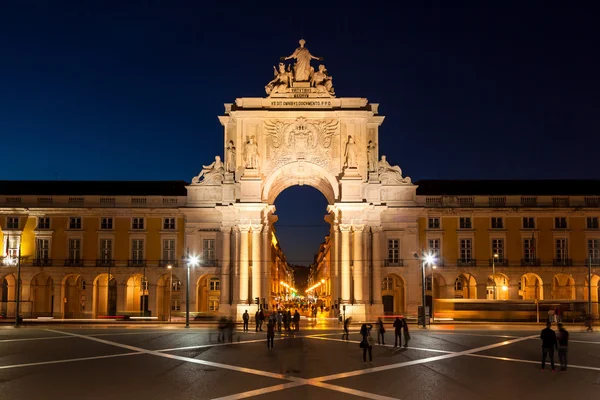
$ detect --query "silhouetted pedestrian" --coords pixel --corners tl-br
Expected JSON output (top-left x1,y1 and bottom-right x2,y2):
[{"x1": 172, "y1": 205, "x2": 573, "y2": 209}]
[
  {"x1": 276, "y1": 311, "x2": 283, "y2": 333},
  {"x1": 258, "y1": 309, "x2": 265, "y2": 331},
  {"x1": 267, "y1": 318, "x2": 275, "y2": 351},
  {"x1": 393, "y1": 317, "x2": 403, "y2": 347},
  {"x1": 360, "y1": 323, "x2": 374, "y2": 365},
  {"x1": 540, "y1": 321, "x2": 557, "y2": 372},
  {"x1": 294, "y1": 310, "x2": 300, "y2": 331},
  {"x1": 255, "y1": 310, "x2": 260, "y2": 332},
  {"x1": 242, "y1": 310, "x2": 249, "y2": 332},
  {"x1": 402, "y1": 317, "x2": 410, "y2": 348},
  {"x1": 343, "y1": 317, "x2": 351, "y2": 340},
  {"x1": 557, "y1": 323, "x2": 569, "y2": 371},
  {"x1": 377, "y1": 317, "x2": 385, "y2": 345}
]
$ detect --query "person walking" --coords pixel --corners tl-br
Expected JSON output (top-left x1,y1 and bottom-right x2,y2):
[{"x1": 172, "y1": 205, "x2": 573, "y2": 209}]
[
  {"x1": 276, "y1": 311, "x2": 283, "y2": 333},
  {"x1": 360, "y1": 323, "x2": 374, "y2": 365},
  {"x1": 286, "y1": 310, "x2": 292, "y2": 331},
  {"x1": 255, "y1": 310, "x2": 260, "y2": 332},
  {"x1": 393, "y1": 317, "x2": 403, "y2": 347},
  {"x1": 402, "y1": 317, "x2": 410, "y2": 348},
  {"x1": 585, "y1": 313, "x2": 593, "y2": 332},
  {"x1": 540, "y1": 321, "x2": 558, "y2": 372},
  {"x1": 258, "y1": 309, "x2": 265, "y2": 332},
  {"x1": 377, "y1": 317, "x2": 386, "y2": 345},
  {"x1": 557, "y1": 323, "x2": 569, "y2": 371},
  {"x1": 266, "y1": 318, "x2": 275, "y2": 351},
  {"x1": 242, "y1": 310, "x2": 249, "y2": 332},
  {"x1": 343, "y1": 316, "x2": 351, "y2": 340},
  {"x1": 294, "y1": 309, "x2": 301, "y2": 332}
]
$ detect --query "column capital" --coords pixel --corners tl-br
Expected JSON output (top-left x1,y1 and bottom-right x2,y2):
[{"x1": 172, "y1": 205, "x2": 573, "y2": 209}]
[
  {"x1": 220, "y1": 225, "x2": 233, "y2": 234},
  {"x1": 238, "y1": 224, "x2": 251, "y2": 233},
  {"x1": 353, "y1": 224, "x2": 365, "y2": 233},
  {"x1": 370, "y1": 226, "x2": 383, "y2": 233},
  {"x1": 339, "y1": 224, "x2": 352, "y2": 232},
  {"x1": 250, "y1": 223, "x2": 263, "y2": 233}
]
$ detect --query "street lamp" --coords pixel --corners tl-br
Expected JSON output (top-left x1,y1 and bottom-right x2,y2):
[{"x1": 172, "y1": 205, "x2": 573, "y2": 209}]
[
  {"x1": 167, "y1": 264, "x2": 173, "y2": 322},
  {"x1": 185, "y1": 255, "x2": 200, "y2": 328},
  {"x1": 418, "y1": 250, "x2": 436, "y2": 328},
  {"x1": 492, "y1": 253, "x2": 499, "y2": 300}
]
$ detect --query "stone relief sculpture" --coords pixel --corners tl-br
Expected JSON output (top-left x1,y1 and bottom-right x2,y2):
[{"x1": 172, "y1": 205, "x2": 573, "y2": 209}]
[
  {"x1": 377, "y1": 155, "x2": 411, "y2": 184},
  {"x1": 191, "y1": 156, "x2": 225, "y2": 185},
  {"x1": 244, "y1": 136, "x2": 259, "y2": 169},
  {"x1": 344, "y1": 136, "x2": 358, "y2": 169},
  {"x1": 311, "y1": 64, "x2": 334, "y2": 95},
  {"x1": 367, "y1": 140, "x2": 377, "y2": 172},
  {"x1": 281, "y1": 39, "x2": 323, "y2": 82},
  {"x1": 265, "y1": 63, "x2": 292, "y2": 95},
  {"x1": 225, "y1": 140, "x2": 236, "y2": 172}
]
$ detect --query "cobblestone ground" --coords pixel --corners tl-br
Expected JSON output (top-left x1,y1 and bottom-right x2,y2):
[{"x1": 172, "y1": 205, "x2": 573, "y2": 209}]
[{"x1": 0, "y1": 322, "x2": 598, "y2": 400}]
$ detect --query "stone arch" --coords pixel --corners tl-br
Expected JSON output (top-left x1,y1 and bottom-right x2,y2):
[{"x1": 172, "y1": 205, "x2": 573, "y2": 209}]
[
  {"x1": 262, "y1": 161, "x2": 339, "y2": 204},
  {"x1": 125, "y1": 274, "x2": 148, "y2": 315},
  {"x1": 0, "y1": 274, "x2": 18, "y2": 318},
  {"x1": 93, "y1": 273, "x2": 117, "y2": 317},
  {"x1": 584, "y1": 274, "x2": 600, "y2": 302},
  {"x1": 30, "y1": 273, "x2": 54, "y2": 317},
  {"x1": 62, "y1": 274, "x2": 85, "y2": 318},
  {"x1": 197, "y1": 274, "x2": 220, "y2": 313},
  {"x1": 453, "y1": 273, "x2": 477, "y2": 299},
  {"x1": 551, "y1": 273, "x2": 575, "y2": 300},
  {"x1": 487, "y1": 273, "x2": 509, "y2": 300},
  {"x1": 520, "y1": 273, "x2": 543, "y2": 300},
  {"x1": 156, "y1": 271, "x2": 182, "y2": 321},
  {"x1": 426, "y1": 273, "x2": 446, "y2": 317},
  {"x1": 381, "y1": 274, "x2": 405, "y2": 315}
]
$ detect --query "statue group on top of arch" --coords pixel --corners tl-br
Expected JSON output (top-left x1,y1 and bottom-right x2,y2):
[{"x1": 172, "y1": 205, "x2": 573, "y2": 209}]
[
  {"x1": 377, "y1": 155, "x2": 411, "y2": 185},
  {"x1": 192, "y1": 155, "x2": 225, "y2": 185},
  {"x1": 265, "y1": 39, "x2": 335, "y2": 96}
]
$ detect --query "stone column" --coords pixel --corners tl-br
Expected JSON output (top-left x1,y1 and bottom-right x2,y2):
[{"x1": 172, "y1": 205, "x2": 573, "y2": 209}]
[
  {"x1": 262, "y1": 224, "x2": 271, "y2": 308},
  {"x1": 251, "y1": 224, "x2": 262, "y2": 303},
  {"x1": 372, "y1": 226, "x2": 383, "y2": 304},
  {"x1": 353, "y1": 225, "x2": 364, "y2": 302},
  {"x1": 332, "y1": 224, "x2": 340, "y2": 305},
  {"x1": 340, "y1": 224, "x2": 352, "y2": 303},
  {"x1": 53, "y1": 282, "x2": 63, "y2": 317},
  {"x1": 147, "y1": 283, "x2": 156, "y2": 317},
  {"x1": 239, "y1": 225, "x2": 250, "y2": 303},
  {"x1": 221, "y1": 226, "x2": 231, "y2": 305},
  {"x1": 232, "y1": 227, "x2": 240, "y2": 304}
]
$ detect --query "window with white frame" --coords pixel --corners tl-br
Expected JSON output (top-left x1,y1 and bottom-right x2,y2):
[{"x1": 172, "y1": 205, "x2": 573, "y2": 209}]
[
  {"x1": 69, "y1": 217, "x2": 82, "y2": 229},
  {"x1": 454, "y1": 277, "x2": 463, "y2": 291},
  {"x1": 203, "y1": 239, "x2": 215, "y2": 263},
  {"x1": 209, "y1": 298, "x2": 219, "y2": 311},
  {"x1": 209, "y1": 277, "x2": 220, "y2": 291},
  {"x1": 37, "y1": 217, "x2": 50, "y2": 230},
  {"x1": 492, "y1": 238, "x2": 504, "y2": 261},
  {"x1": 131, "y1": 239, "x2": 144, "y2": 261},
  {"x1": 428, "y1": 217, "x2": 440, "y2": 229},
  {"x1": 101, "y1": 217, "x2": 113, "y2": 230},
  {"x1": 69, "y1": 239, "x2": 81, "y2": 262},
  {"x1": 459, "y1": 217, "x2": 472, "y2": 229},
  {"x1": 588, "y1": 239, "x2": 600, "y2": 261},
  {"x1": 163, "y1": 217, "x2": 176, "y2": 230},
  {"x1": 162, "y1": 239, "x2": 176, "y2": 262},
  {"x1": 554, "y1": 217, "x2": 567, "y2": 229},
  {"x1": 428, "y1": 239, "x2": 440, "y2": 258},
  {"x1": 132, "y1": 217, "x2": 145, "y2": 230},
  {"x1": 172, "y1": 280, "x2": 181, "y2": 292},
  {"x1": 7, "y1": 217, "x2": 19, "y2": 229},
  {"x1": 523, "y1": 238, "x2": 535, "y2": 260},
  {"x1": 6, "y1": 236, "x2": 19, "y2": 258},
  {"x1": 555, "y1": 238, "x2": 568, "y2": 261},
  {"x1": 587, "y1": 217, "x2": 599, "y2": 229},
  {"x1": 491, "y1": 217, "x2": 504, "y2": 229},
  {"x1": 382, "y1": 276, "x2": 393, "y2": 291},
  {"x1": 172, "y1": 298, "x2": 181, "y2": 311},
  {"x1": 387, "y1": 239, "x2": 400, "y2": 264},
  {"x1": 100, "y1": 239, "x2": 113, "y2": 260},
  {"x1": 523, "y1": 217, "x2": 535, "y2": 229},
  {"x1": 36, "y1": 238, "x2": 50, "y2": 261},
  {"x1": 460, "y1": 239, "x2": 472, "y2": 262}
]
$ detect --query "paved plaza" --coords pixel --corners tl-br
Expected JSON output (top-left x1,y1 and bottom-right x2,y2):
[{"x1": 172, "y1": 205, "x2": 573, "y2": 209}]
[{"x1": 0, "y1": 322, "x2": 598, "y2": 399}]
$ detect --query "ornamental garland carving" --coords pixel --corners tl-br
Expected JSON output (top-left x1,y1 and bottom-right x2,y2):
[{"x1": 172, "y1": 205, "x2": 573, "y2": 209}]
[{"x1": 263, "y1": 117, "x2": 339, "y2": 172}]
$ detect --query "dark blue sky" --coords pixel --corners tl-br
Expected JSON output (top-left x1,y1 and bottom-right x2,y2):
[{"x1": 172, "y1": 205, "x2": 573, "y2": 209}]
[{"x1": 1, "y1": 1, "x2": 598, "y2": 265}]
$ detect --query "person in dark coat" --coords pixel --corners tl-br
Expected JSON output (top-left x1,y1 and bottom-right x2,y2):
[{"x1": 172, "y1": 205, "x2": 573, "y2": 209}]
[
  {"x1": 393, "y1": 317, "x2": 403, "y2": 347},
  {"x1": 360, "y1": 323, "x2": 374, "y2": 365},
  {"x1": 540, "y1": 321, "x2": 558, "y2": 372},
  {"x1": 377, "y1": 317, "x2": 385, "y2": 345},
  {"x1": 242, "y1": 310, "x2": 249, "y2": 332},
  {"x1": 402, "y1": 317, "x2": 410, "y2": 348},
  {"x1": 294, "y1": 310, "x2": 300, "y2": 331},
  {"x1": 258, "y1": 309, "x2": 265, "y2": 332},
  {"x1": 557, "y1": 323, "x2": 569, "y2": 371},
  {"x1": 255, "y1": 310, "x2": 260, "y2": 332},
  {"x1": 343, "y1": 317, "x2": 351, "y2": 340},
  {"x1": 266, "y1": 318, "x2": 275, "y2": 351}
]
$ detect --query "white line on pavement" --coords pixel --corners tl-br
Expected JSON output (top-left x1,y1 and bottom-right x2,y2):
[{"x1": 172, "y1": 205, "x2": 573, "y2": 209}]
[
  {"x1": 467, "y1": 353, "x2": 600, "y2": 371},
  {"x1": 0, "y1": 351, "x2": 143, "y2": 370},
  {"x1": 305, "y1": 335, "x2": 455, "y2": 354}
]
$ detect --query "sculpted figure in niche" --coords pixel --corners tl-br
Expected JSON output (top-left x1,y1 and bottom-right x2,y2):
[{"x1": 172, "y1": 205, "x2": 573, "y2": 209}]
[
  {"x1": 265, "y1": 63, "x2": 292, "y2": 95},
  {"x1": 225, "y1": 140, "x2": 236, "y2": 172},
  {"x1": 367, "y1": 140, "x2": 377, "y2": 172},
  {"x1": 192, "y1": 156, "x2": 225, "y2": 185},
  {"x1": 281, "y1": 39, "x2": 323, "y2": 82},
  {"x1": 311, "y1": 64, "x2": 334, "y2": 95},
  {"x1": 344, "y1": 135, "x2": 358, "y2": 168},
  {"x1": 377, "y1": 155, "x2": 411, "y2": 184},
  {"x1": 244, "y1": 136, "x2": 259, "y2": 169}
]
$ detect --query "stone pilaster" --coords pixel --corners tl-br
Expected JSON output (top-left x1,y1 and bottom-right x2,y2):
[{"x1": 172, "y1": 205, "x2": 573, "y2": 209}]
[
  {"x1": 340, "y1": 224, "x2": 352, "y2": 302},
  {"x1": 239, "y1": 225, "x2": 250, "y2": 303},
  {"x1": 371, "y1": 226, "x2": 383, "y2": 304},
  {"x1": 220, "y1": 226, "x2": 231, "y2": 305},
  {"x1": 251, "y1": 224, "x2": 262, "y2": 302},
  {"x1": 353, "y1": 225, "x2": 364, "y2": 302}
]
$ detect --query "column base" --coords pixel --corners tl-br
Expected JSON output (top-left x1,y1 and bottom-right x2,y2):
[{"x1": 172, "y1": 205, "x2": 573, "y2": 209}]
[{"x1": 340, "y1": 304, "x2": 367, "y2": 322}]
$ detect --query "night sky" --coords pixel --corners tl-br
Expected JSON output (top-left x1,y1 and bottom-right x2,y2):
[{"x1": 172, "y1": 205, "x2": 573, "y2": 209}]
[{"x1": 1, "y1": 1, "x2": 598, "y2": 265}]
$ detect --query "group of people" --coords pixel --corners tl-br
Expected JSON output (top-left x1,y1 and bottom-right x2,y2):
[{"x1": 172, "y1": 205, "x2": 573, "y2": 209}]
[
  {"x1": 242, "y1": 309, "x2": 301, "y2": 351},
  {"x1": 540, "y1": 321, "x2": 570, "y2": 372},
  {"x1": 342, "y1": 316, "x2": 410, "y2": 364}
]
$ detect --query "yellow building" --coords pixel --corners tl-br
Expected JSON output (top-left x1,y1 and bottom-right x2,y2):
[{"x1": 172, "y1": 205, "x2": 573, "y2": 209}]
[{"x1": 0, "y1": 180, "x2": 292, "y2": 320}]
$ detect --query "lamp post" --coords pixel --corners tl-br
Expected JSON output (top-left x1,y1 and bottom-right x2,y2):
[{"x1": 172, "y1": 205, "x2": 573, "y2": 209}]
[
  {"x1": 14, "y1": 240, "x2": 21, "y2": 328},
  {"x1": 492, "y1": 253, "x2": 499, "y2": 300},
  {"x1": 167, "y1": 264, "x2": 173, "y2": 322},
  {"x1": 185, "y1": 255, "x2": 200, "y2": 328},
  {"x1": 588, "y1": 254, "x2": 593, "y2": 317},
  {"x1": 419, "y1": 250, "x2": 436, "y2": 328}
]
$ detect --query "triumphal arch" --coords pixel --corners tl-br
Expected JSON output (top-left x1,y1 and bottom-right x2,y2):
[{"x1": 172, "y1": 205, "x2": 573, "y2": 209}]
[{"x1": 185, "y1": 40, "x2": 419, "y2": 320}]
